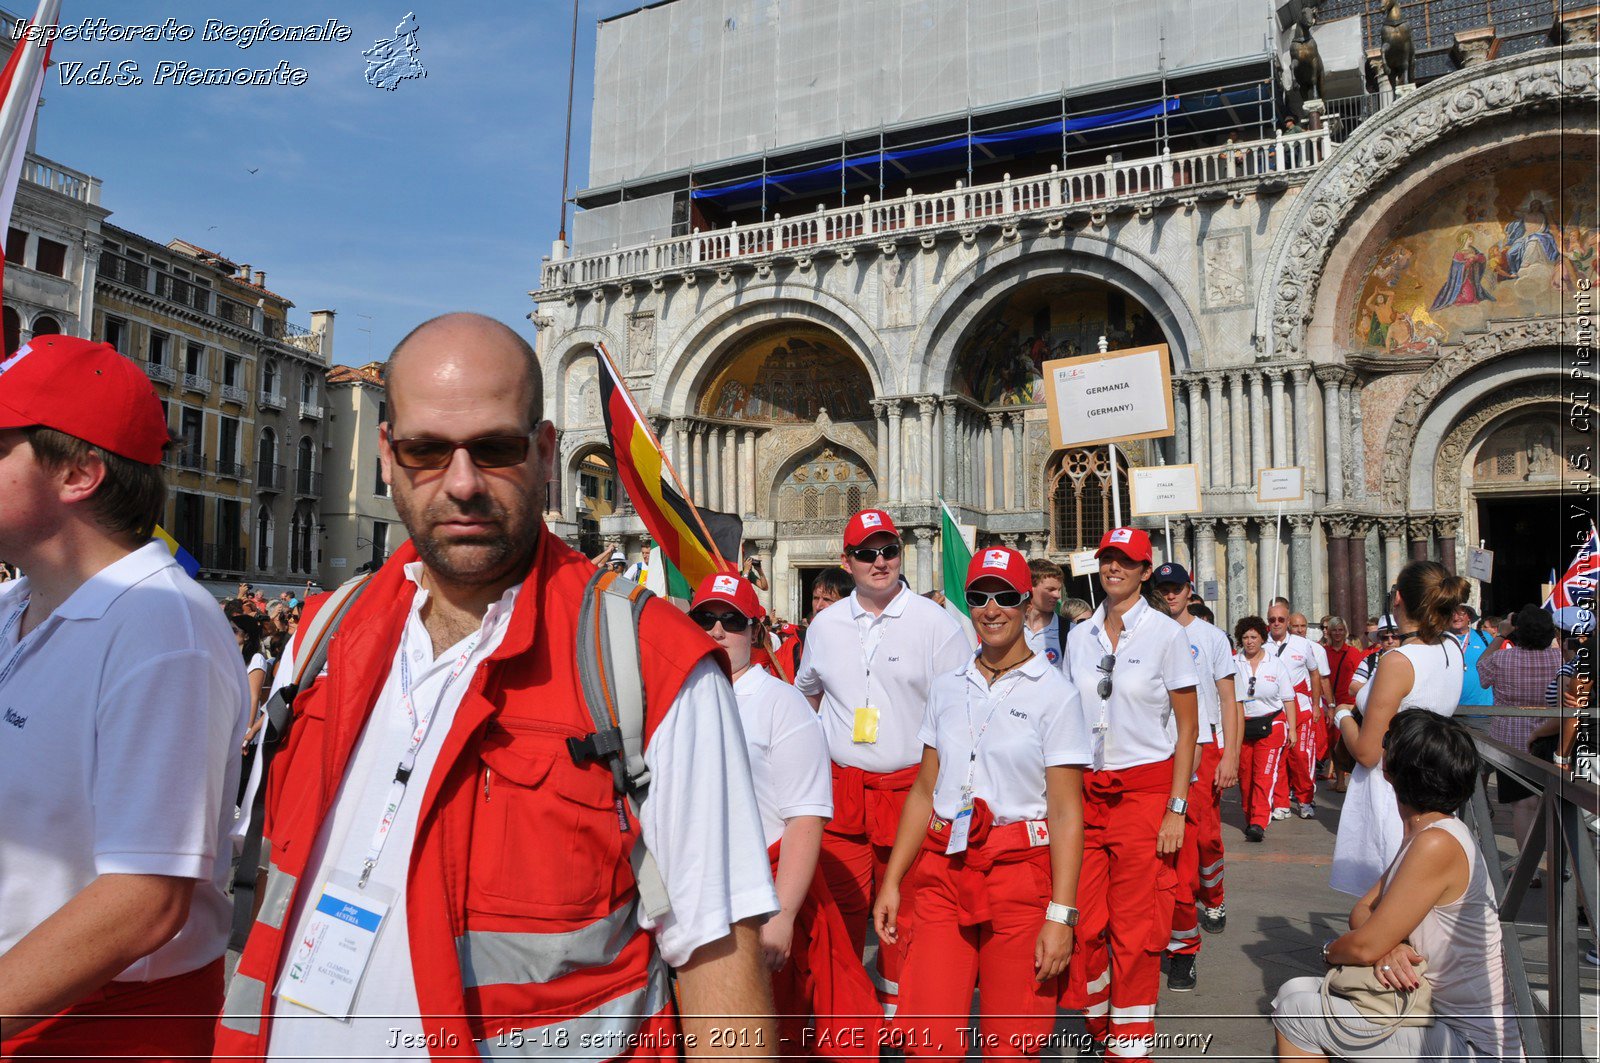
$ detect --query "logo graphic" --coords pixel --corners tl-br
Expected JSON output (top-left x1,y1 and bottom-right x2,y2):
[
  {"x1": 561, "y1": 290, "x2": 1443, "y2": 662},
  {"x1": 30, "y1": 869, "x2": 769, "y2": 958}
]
[
  {"x1": 1046, "y1": 648, "x2": 1059, "y2": 663},
  {"x1": 712, "y1": 575, "x2": 739, "y2": 595},
  {"x1": 0, "y1": 342, "x2": 33, "y2": 376},
  {"x1": 363, "y1": 12, "x2": 425, "y2": 90},
  {"x1": 983, "y1": 549, "x2": 1009, "y2": 569},
  {"x1": 860, "y1": 512, "x2": 882, "y2": 528},
  {"x1": 1109, "y1": 528, "x2": 1133, "y2": 544},
  {"x1": 1189, "y1": 645, "x2": 1201, "y2": 662}
]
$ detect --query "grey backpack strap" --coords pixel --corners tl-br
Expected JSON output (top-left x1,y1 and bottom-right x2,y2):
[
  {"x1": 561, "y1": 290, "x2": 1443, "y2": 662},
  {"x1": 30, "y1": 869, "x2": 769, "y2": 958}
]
[{"x1": 573, "y1": 569, "x2": 671, "y2": 920}]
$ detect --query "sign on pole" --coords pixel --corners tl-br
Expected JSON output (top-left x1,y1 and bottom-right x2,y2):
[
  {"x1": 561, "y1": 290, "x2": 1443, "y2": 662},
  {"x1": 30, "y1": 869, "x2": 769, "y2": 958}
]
[
  {"x1": 1130, "y1": 464, "x2": 1201, "y2": 517},
  {"x1": 1042, "y1": 344, "x2": 1176, "y2": 450},
  {"x1": 1465, "y1": 547, "x2": 1494, "y2": 583},
  {"x1": 1069, "y1": 549, "x2": 1100, "y2": 577},
  {"x1": 1256, "y1": 466, "x2": 1305, "y2": 504}
]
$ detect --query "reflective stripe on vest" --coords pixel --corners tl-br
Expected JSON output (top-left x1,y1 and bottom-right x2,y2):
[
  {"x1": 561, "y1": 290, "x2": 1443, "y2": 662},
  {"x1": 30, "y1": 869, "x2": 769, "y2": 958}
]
[
  {"x1": 258, "y1": 865, "x2": 298, "y2": 931},
  {"x1": 479, "y1": 957, "x2": 671, "y2": 1061},
  {"x1": 458, "y1": 899, "x2": 638, "y2": 988},
  {"x1": 219, "y1": 973, "x2": 266, "y2": 1036}
]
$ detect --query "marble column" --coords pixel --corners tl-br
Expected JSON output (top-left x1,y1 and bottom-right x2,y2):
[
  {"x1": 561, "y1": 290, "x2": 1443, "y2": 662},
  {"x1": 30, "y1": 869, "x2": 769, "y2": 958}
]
[
  {"x1": 1290, "y1": 366, "x2": 1311, "y2": 472},
  {"x1": 987, "y1": 412, "x2": 1005, "y2": 510},
  {"x1": 1206, "y1": 375, "x2": 1228, "y2": 492},
  {"x1": 1435, "y1": 515, "x2": 1459, "y2": 573},
  {"x1": 1347, "y1": 378, "x2": 1367, "y2": 502},
  {"x1": 1194, "y1": 518, "x2": 1219, "y2": 613},
  {"x1": 671, "y1": 419, "x2": 688, "y2": 485},
  {"x1": 940, "y1": 399, "x2": 958, "y2": 503},
  {"x1": 1379, "y1": 518, "x2": 1407, "y2": 594},
  {"x1": 887, "y1": 401, "x2": 904, "y2": 505},
  {"x1": 1326, "y1": 518, "x2": 1352, "y2": 625},
  {"x1": 904, "y1": 527, "x2": 924, "y2": 591},
  {"x1": 871, "y1": 400, "x2": 890, "y2": 501},
  {"x1": 1248, "y1": 370, "x2": 1268, "y2": 479},
  {"x1": 1349, "y1": 519, "x2": 1372, "y2": 625},
  {"x1": 1011, "y1": 414, "x2": 1027, "y2": 512},
  {"x1": 720, "y1": 427, "x2": 735, "y2": 513},
  {"x1": 1317, "y1": 366, "x2": 1345, "y2": 502},
  {"x1": 1228, "y1": 371, "x2": 1249, "y2": 488},
  {"x1": 1185, "y1": 380, "x2": 1204, "y2": 482},
  {"x1": 1266, "y1": 368, "x2": 1288, "y2": 468},
  {"x1": 740, "y1": 429, "x2": 757, "y2": 517},
  {"x1": 1258, "y1": 516, "x2": 1278, "y2": 613},
  {"x1": 1288, "y1": 513, "x2": 1313, "y2": 612},
  {"x1": 1174, "y1": 381, "x2": 1191, "y2": 465},
  {"x1": 1027, "y1": 534, "x2": 1048, "y2": 559},
  {"x1": 1407, "y1": 517, "x2": 1431, "y2": 562},
  {"x1": 1223, "y1": 518, "x2": 1250, "y2": 632},
  {"x1": 919, "y1": 397, "x2": 939, "y2": 505},
  {"x1": 1193, "y1": 377, "x2": 1212, "y2": 488}
]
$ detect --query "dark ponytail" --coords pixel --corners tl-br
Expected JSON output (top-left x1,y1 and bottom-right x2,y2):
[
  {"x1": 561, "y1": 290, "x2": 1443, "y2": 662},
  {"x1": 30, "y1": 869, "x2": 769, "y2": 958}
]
[{"x1": 1395, "y1": 559, "x2": 1470, "y2": 642}]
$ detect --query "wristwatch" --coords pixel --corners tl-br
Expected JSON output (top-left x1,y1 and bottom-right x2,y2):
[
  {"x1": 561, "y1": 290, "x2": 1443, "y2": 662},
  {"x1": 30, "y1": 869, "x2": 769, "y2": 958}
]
[
  {"x1": 1166, "y1": 796, "x2": 1188, "y2": 815},
  {"x1": 1045, "y1": 902, "x2": 1079, "y2": 926}
]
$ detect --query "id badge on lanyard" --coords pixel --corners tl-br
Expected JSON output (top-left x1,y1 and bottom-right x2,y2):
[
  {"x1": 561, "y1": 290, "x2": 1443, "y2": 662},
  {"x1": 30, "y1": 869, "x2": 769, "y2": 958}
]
[
  {"x1": 948, "y1": 673, "x2": 1012, "y2": 854},
  {"x1": 853, "y1": 616, "x2": 888, "y2": 744},
  {"x1": 280, "y1": 871, "x2": 397, "y2": 1020}
]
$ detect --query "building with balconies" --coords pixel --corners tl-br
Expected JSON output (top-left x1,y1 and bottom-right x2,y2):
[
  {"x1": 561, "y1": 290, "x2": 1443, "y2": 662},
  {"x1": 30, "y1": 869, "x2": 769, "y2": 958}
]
[
  {"x1": 534, "y1": 0, "x2": 1596, "y2": 629},
  {"x1": 320, "y1": 361, "x2": 403, "y2": 587}
]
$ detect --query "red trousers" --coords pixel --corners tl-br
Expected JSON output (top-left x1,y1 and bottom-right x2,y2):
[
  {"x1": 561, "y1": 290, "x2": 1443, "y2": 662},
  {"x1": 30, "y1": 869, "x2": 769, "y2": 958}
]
[
  {"x1": 1240, "y1": 716, "x2": 1287, "y2": 829},
  {"x1": 820, "y1": 763, "x2": 918, "y2": 1009},
  {"x1": 1273, "y1": 693, "x2": 1318, "y2": 807},
  {"x1": 899, "y1": 836, "x2": 1057, "y2": 1062},
  {"x1": 2, "y1": 957, "x2": 223, "y2": 1062},
  {"x1": 1168, "y1": 741, "x2": 1224, "y2": 956},
  {"x1": 1061, "y1": 760, "x2": 1177, "y2": 1063}
]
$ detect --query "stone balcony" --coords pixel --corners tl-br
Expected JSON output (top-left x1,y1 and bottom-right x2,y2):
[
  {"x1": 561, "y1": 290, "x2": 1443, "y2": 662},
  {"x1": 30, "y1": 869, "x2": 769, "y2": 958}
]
[{"x1": 538, "y1": 128, "x2": 1333, "y2": 296}]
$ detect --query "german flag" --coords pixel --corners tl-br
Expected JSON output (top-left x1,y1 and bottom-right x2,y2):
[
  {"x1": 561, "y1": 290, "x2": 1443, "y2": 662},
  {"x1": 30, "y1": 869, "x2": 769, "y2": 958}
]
[{"x1": 597, "y1": 346, "x2": 738, "y2": 590}]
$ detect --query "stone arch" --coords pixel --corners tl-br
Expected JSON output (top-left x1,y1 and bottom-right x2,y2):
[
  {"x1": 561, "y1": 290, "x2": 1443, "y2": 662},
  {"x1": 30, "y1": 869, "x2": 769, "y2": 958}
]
[
  {"x1": 653, "y1": 290, "x2": 887, "y2": 417},
  {"x1": 566, "y1": 440, "x2": 619, "y2": 520},
  {"x1": 1437, "y1": 392, "x2": 1566, "y2": 511},
  {"x1": 1256, "y1": 50, "x2": 1596, "y2": 360},
  {"x1": 546, "y1": 325, "x2": 623, "y2": 431},
  {"x1": 767, "y1": 436, "x2": 878, "y2": 527},
  {"x1": 913, "y1": 237, "x2": 1202, "y2": 396}
]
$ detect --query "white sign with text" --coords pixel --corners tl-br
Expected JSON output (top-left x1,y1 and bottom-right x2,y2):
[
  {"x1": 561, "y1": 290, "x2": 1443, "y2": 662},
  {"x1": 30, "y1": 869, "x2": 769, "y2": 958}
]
[
  {"x1": 1043, "y1": 345, "x2": 1175, "y2": 450},
  {"x1": 1466, "y1": 547, "x2": 1494, "y2": 583},
  {"x1": 1069, "y1": 549, "x2": 1101, "y2": 577},
  {"x1": 1256, "y1": 466, "x2": 1305, "y2": 503},
  {"x1": 1130, "y1": 464, "x2": 1201, "y2": 517}
]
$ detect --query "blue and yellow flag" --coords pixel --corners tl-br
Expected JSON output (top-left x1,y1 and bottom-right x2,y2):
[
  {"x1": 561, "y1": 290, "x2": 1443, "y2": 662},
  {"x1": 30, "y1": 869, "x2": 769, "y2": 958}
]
[{"x1": 152, "y1": 525, "x2": 200, "y2": 579}]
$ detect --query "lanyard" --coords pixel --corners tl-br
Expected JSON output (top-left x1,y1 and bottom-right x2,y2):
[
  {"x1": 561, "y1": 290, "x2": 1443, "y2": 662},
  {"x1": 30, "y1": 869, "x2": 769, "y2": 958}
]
[
  {"x1": 0, "y1": 598, "x2": 32, "y2": 689},
  {"x1": 855, "y1": 611, "x2": 891, "y2": 710},
  {"x1": 359, "y1": 628, "x2": 480, "y2": 887},
  {"x1": 962, "y1": 668, "x2": 1022, "y2": 792}
]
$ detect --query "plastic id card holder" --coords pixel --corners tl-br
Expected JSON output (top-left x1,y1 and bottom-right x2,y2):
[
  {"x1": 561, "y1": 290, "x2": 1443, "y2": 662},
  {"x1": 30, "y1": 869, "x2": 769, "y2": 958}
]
[
  {"x1": 945, "y1": 791, "x2": 975, "y2": 855},
  {"x1": 852, "y1": 706, "x2": 879, "y2": 744},
  {"x1": 279, "y1": 870, "x2": 396, "y2": 1020}
]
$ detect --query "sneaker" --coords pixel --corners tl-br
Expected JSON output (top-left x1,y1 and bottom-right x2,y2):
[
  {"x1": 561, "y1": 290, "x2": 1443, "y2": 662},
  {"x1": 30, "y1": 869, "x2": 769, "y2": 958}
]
[
  {"x1": 1245, "y1": 823, "x2": 1265, "y2": 842},
  {"x1": 1167, "y1": 953, "x2": 1197, "y2": 992},
  {"x1": 1583, "y1": 947, "x2": 1599, "y2": 967},
  {"x1": 1296, "y1": 802, "x2": 1316, "y2": 820},
  {"x1": 1271, "y1": 807, "x2": 1291, "y2": 821},
  {"x1": 1199, "y1": 904, "x2": 1227, "y2": 934}
]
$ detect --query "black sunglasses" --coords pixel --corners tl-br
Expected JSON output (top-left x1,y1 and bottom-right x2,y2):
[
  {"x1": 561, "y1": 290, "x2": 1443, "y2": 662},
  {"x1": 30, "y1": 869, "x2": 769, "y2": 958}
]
[
  {"x1": 965, "y1": 589, "x2": 1025, "y2": 610},
  {"x1": 1096, "y1": 653, "x2": 1116, "y2": 700},
  {"x1": 689, "y1": 609, "x2": 751, "y2": 633},
  {"x1": 849, "y1": 543, "x2": 902, "y2": 563},
  {"x1": 389, "y1": 434, "x2": 532, "y2": 470}
]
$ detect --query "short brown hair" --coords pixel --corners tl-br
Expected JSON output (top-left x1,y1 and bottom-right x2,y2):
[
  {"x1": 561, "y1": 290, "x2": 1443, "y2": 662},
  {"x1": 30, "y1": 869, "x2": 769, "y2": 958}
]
[
  {"x1": 24, "y1": 426, "x2": 168, "y2": 539},
  {"x1": 1028, "y1": 558, "x2": 1065, "y2": 584}
]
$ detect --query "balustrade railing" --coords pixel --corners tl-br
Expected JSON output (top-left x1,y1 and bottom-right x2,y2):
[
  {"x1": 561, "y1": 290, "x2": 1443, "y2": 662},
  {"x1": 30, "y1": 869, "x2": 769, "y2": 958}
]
[
  {"x1": 259, "y1": 390, "x2": 285, "y2": 410},
  {"x1": 145, "y1": 361, "x2": 176, "y2": 385},
  {"x1": 256, "y1": 461, "x2": 285, "y2": 491}
]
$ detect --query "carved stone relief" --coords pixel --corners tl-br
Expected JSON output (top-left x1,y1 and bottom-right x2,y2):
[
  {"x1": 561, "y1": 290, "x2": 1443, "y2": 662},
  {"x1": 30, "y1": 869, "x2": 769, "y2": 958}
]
[
  {"x1": 881, "y1": 254, "x2": 915, "y2": 330},
  {"x1": 627, "y1": 312, "x2": 656, "y2": 372},
  {"x1": 1200, "y1": 228, "x2": 1250, "y2": 312},
  {"x1": 564, "y1": 358, "x2": 601, "y2": 427},
  {"x1": 1436, "y1": 387, "x2": 1565, "y2": 505}
]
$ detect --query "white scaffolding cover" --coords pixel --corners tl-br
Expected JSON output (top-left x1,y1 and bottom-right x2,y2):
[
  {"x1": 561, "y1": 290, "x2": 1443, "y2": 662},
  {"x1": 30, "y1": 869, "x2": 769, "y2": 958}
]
[{"x1": 588, "y1": 0, "x2": 1270, "y2": 189}]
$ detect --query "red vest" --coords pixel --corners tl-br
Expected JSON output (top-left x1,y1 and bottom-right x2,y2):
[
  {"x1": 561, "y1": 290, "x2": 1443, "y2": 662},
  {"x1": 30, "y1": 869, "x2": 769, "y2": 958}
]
[{"x1": 216, "y1": 534, "x2": 716, "y2": 1059}]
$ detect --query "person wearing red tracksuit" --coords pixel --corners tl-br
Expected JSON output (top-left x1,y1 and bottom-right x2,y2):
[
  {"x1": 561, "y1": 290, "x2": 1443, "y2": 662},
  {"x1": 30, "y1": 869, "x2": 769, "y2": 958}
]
[
  {"x1": 1150, "y1": 564, "x2": 1239, "y2": 993},
  {"x1": 1233, "y1": 616, "x2": 1294, "y2": 843},
  {"x1": 794, "y1": 511, "x2": 970, "y2": 1014},
  {"x1": 1059, "y1": 528, "x2": 1199, "y2": 1063},
  {"x1": 689, "y1": 573, "x2": 881, "y2": 1057},
  {"x1": 1266, "y1": 601, "x2": 1324, "y2": 820},
  {"x1": 874, "y1": 547, "x2": 1088, "y2": 1061},
  {"x1": 1290, "y1": 613, "x2": 1334, "y2": 772}
]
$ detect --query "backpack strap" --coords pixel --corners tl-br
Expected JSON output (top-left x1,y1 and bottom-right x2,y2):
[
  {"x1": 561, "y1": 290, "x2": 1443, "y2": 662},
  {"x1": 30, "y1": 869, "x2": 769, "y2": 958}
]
[
  {"x1": 229, "y1": 573, "x2": 372, "y2": 952},
  {"x1": 572, "y1": 569, "x2": 671, "y2": 920}
]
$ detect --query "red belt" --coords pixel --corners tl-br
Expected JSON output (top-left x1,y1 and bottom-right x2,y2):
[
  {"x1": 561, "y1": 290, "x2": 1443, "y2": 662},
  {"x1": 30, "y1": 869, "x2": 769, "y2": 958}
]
[
  {"x1": 1083, "y1": 756, "x2": 1174, "y2": 799},
  {"x1": 919, "y1": 799, "x2": 1050, "y2": 925},
  {"x1": 828, "y1": 762, "x2": 919, "y2": 845}
]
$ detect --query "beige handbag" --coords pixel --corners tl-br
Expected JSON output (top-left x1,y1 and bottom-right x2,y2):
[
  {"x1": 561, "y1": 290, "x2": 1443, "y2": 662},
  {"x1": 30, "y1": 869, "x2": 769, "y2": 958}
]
[{"x1": 1320, "y1": 956, "x2": 1434, "y2": 1045}]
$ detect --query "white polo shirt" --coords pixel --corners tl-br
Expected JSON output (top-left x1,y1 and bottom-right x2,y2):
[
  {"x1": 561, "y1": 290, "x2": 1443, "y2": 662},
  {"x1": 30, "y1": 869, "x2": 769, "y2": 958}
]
[
  {"x1": 1233, "y1": 652, "x2": 1292, "y2": 719},
  {"x1": 1308, "y1": 640, "x2": 1330, "y2": 692},
  {"x1": 0, "y1": 543, "x2": 248, "y2": 982},
  {"x1": 794, "y1": 585, "x2": 971, "y2": 773},
  {"x1": 1177, "y1": 616, "x2": 1236, "y2": 746},
  {"x1": 1266, "y1": 631, "x2": 1319, "y2": 692},
  {"x1": 734, "y1": 664, "x2": 834, "y2": 848},
  {"x1": 1022, "y1": 615, "x2": 1065, "y2": 669},
  {"x1": 1064, "y1": 598, "x2": 1199, "y2": 771},
  {"x1": 919, "y1": 653, "x2": 1091, "y2": 823}
]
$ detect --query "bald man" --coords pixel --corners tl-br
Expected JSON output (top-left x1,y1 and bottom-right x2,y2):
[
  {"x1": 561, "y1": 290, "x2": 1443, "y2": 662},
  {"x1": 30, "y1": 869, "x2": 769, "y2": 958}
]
[{"x1": 221, "y1": 314, "x2": 777, "y2": 1059}]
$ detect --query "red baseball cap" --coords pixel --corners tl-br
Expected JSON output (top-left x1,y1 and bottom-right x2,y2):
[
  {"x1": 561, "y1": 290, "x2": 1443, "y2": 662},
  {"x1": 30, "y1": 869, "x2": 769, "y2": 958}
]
[
  {"x1": 966, "y1": 546, "x2": 1031, "y2": 595},
  {"x1": 1096, "y1": 526, "x2": 1152, "y2": 564},
  {"x1": 0, "y1": 335, "x2": 168, "y2": 465},
  {"x1": 843, "y1": 508, "x2": 899, "y2": 549},
  {"x1": 690, "y1": 572, "x2": 765, "y2": 619}
]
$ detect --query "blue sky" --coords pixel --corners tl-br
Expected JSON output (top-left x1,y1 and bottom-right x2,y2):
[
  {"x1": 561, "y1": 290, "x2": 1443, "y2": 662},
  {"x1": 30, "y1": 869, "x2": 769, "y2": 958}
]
[{"x1": 28, "y1": 1, "x2": 640, "y2": 364}]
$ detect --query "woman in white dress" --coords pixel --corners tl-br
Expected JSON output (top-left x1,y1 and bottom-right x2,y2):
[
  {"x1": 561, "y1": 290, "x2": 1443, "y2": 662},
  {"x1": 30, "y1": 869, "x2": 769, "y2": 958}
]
[{"x1": 1329, "y1": 560, "x2": 1470, "y2": 895}]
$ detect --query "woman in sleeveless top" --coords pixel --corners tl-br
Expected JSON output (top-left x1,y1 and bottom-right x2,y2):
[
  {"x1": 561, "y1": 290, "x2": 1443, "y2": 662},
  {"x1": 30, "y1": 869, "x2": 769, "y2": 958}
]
[
  {"x1": 1273, "y1": 710, "x2": 1525, "y2": 1061},
  {"x1": 1330, "y1": 560, "x2": 1471, "y2": 896}
]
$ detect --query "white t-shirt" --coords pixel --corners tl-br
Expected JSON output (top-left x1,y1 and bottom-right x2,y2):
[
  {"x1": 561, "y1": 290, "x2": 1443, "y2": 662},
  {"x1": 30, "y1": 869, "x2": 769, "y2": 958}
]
[
  {"x1": 1266, "y1": 631, "x2": 1319, "y2": 692},
  {"x1": 794, "y1": 586, "x2": 971, "y2": 773},
  {"x1": 0, "y1": 543, "x2": 248, "y2": 982},
  {"x1": 267, "y1": 564, "x2": 777, "y2": 1060},
  {"x1": 1233, "y1": 652, "x2": 1292, "y2": 719},
  {"x1": 1308, "y1": 640, "x2": 1330, "y2": 681},
  {"x1": 733, "y1": 664, "x2": 833, "y2": 848},
  {"x1": 919, "y1": 654, "x2": 1090, "y2": 823},
  {"x1": 1064, "y1": 598, "x2": 1200, "y2": 771},
  {"x1": 1176, "y1": 617, "x2": 1235, "y2": 746},
  {"x1": 1022, "y1": 615, "x2": 1065, "y2": 669},
  {"x1": 246, "y1": 651, "x2": 269, "y2": 678}
]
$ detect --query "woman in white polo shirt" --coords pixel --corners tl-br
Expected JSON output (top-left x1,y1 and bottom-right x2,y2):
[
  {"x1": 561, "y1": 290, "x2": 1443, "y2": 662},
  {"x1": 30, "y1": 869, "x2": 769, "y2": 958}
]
[
  {"x1": 873, "y1": 546, "x2": 1088, "y2": 1061},
  {"x1": 1058, "y1": 527, "x2": 1199, "y2": 1063},
  {"x1": 688, "y1": 572, "x2": 881, "y2": 1054},
  {"x1": 1232, "y1": 616, "x2": 1294, "y2": 844}
]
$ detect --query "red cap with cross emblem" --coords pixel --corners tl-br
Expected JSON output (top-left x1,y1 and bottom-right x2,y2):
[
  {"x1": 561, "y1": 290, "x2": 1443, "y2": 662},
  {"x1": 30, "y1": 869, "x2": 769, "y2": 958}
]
[
  {"x1": 843, "y1": 508, "x2": 899, "y2": 549},
  {"x1": 691, "y1": 572, "x2": 765, "y2": 619},
  {"x1": 1096, "y1": 526, "x2": 1152, "y2": 564},
  {"x1": 965, "y1": 546, "x2": 1031, "y2": 595}
]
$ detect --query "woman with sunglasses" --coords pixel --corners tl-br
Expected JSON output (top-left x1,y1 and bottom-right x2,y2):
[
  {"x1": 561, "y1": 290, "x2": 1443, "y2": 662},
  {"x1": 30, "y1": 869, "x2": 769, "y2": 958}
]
[
  {"x1": 873, "y1": 547, "x2": 1088, "y2": 1061},
  {"x1": 688, "y1": 573, "x2": 882, "y2": 1056},
  {"x1": 1231, "y1": 617, "x2": 1294, "y2": 843},
  {"x1": 1059, "y1": 527, "x2": 1199, "y2": 1063}
]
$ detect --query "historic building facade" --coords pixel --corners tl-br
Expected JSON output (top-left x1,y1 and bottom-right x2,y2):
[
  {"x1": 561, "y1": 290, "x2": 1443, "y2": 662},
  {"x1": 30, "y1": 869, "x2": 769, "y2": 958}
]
[
  {"x1": 533, "y1": 3, "x2": 1596, "y2": 628},
  {"x1": 319, "y1": 360, "x2": 400, "y2": 587}
]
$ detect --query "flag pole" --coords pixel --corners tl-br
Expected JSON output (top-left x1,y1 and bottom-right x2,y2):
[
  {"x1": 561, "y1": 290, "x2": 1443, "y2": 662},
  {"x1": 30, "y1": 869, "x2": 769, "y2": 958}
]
[{"x1": 594, "y1": 341, "x2": 731, "y2": 572}]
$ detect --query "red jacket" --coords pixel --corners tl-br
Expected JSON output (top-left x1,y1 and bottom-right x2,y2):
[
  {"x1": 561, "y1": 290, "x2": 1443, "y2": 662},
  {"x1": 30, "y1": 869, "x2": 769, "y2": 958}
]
[{"x1": 217, "y1": 534, "x2": 716, "y2": 1058}]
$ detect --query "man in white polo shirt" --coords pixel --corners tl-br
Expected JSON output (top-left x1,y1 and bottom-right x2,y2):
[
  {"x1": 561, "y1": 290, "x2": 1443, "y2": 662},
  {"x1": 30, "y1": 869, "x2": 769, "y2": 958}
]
[
  {"x1": 1266, "y1": 599, "x2": 1324, "y2": 819},
  {"x1": 0, "y1": 336, "x2": 248, "y2": 1058},
  {"x1": 794, "y1": 509, "x2": 969, "y2": 1011},
  {"x1": 1023, "y1": 557, "x2": 1067, "y2": 668}
]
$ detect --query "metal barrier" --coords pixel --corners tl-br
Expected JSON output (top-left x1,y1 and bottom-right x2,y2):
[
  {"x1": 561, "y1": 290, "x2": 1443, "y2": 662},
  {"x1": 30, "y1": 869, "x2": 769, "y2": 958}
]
[{"x1": 1459, "y1": 726, "x2": 1598, "y2": 1063}]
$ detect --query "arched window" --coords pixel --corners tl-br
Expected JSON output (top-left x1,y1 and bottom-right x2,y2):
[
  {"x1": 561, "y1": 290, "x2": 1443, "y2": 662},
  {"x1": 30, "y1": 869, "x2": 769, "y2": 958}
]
[
  {"x1": 31, "y1": 314, "x2": 59, "y2": 337},
  {"x1": 257, "y1": 427, "x2": 276, "y2": 468},
  {"x1": 296, "y1": 437, "x2": 314, "y2": 494},
  {"x1": 1048, "y1": 448, "x2": 1131, "y2": 553},
  {"x1": 301, "y1": 371, "x2": 316, "y2": 404},
  {"x1": 262, "y1": 360, "x2": 278, "y2": 397},
  {"x1": 773, "y1": 446, "x2": 877, "y2": 528},
  {"x1": 3, "y1": 307, "x2": 19, "y2": 355},
  {"x1": 256, "y1": 506, "x2": 273, "y2": 569}
]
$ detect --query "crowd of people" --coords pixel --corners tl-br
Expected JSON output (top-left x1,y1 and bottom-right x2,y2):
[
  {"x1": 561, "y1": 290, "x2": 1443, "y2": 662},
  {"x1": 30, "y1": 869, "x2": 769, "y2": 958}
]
[{"x1": 0, "y1": 323, "x2": 1584, "y2": 1063}]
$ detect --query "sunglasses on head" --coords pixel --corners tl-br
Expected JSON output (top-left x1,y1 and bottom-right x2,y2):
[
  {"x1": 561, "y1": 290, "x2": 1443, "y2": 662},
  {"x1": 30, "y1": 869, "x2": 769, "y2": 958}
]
[
  {"x1": 964, "y1": 588, "x2": 1025, "y2": 610},
  {"x1": 1097, "y1": 653, "x2": 1116, "y2": 700},
  {"x1": 849, "y1": 543, "x2": 902, "y2": 563},
  {"x1": 389, "y1": 434, "x2": 532, "y2": 470},
  {"x1": 688, "y1": 609, "x2": 751, "y2": 633}
]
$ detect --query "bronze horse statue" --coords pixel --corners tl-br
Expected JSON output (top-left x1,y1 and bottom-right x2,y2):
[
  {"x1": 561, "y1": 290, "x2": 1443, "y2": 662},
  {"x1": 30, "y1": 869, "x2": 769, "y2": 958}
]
[
  {"x1": 1290, "y1": 5, "x2": 1325, "y2": 104},
  {"x1": 1381, "y1": 0, "x2": 1415, "y2": 90}
]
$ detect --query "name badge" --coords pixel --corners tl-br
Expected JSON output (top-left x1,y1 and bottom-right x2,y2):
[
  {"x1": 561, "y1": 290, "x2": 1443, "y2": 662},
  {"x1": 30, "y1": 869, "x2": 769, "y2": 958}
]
[
  {"x1": 279, "y1": 871, "x2": 395, "y2": 1020},
  {"x1": 945, "y1": 790, "x2": 975, "y2": 855},
  {"x1": 852, "y1": 706, "x2": 879, "y2": 744}
]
